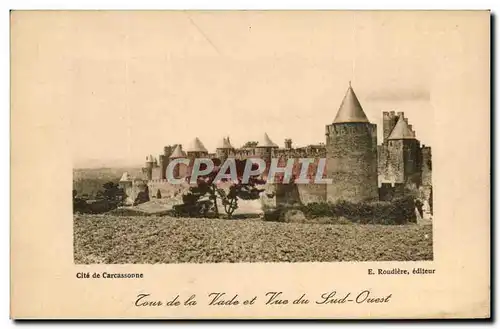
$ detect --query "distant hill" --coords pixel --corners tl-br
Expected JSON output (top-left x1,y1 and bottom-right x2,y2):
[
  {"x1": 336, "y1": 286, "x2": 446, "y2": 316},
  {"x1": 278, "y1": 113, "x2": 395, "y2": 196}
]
[
  {"x1": 73, "y1": 167, "x2": 144, "y2": 181},
  {"x1": 73, "y1": 167, "x2": 144, "y2": 197}
]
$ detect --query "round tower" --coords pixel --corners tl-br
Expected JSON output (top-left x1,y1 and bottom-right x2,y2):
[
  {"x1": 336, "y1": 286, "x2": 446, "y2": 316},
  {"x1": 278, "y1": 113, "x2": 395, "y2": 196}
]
[
  {"x1": 118, "y1": 172, "x2": 133, "y2": 205},
  {"x1": 215, "y1": 136, "x2": 234, "y2": 162},
  {"x1": 386, "y1": 114, "x2": 421, "y2": 187},
  {"x1": 186, "y1": 137, "x2": 209, "y2": 159},
  {"x1": 325, "y1": 83, "x2": 378, "y2": 203},
  {"x1": 144, "y1": 155, "x2": 154, "y2": 180},
  {"x1": 169, "y1": 144, "x2": 187, "y2": 179},
  {"x1": 255, "y1": 133, "x2": 279, "y2": 177}
]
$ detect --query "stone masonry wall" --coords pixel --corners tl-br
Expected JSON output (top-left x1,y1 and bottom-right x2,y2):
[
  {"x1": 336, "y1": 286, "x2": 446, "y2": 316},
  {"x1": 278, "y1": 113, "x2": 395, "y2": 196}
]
[
  {"x1": 325, "y1": 122, "x2": 379, "y2": 203},
  {"x1": 421, "y1": 146, "x2": 432, "y2": 187}
]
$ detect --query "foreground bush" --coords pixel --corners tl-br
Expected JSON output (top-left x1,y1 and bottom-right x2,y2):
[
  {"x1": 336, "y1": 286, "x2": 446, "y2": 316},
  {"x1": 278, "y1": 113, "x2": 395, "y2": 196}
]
[{"x1": 264, "y1": 195, "x2": 416, "y2": 225}]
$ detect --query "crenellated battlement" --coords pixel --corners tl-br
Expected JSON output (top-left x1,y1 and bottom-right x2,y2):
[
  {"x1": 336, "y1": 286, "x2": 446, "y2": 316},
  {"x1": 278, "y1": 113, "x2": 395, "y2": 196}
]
[
  {"x1": 273, "y1": 145, "x2": 326, "y2": 158},
  {"x1": 326, "y1": 122, "x2": 376, "y2": 136},
  {"x1": 382, "y1": 110, "x2": 397, "y2": 119},
  {"x1": 378, "y1": 110, "x2": 430, "y2": 209}
]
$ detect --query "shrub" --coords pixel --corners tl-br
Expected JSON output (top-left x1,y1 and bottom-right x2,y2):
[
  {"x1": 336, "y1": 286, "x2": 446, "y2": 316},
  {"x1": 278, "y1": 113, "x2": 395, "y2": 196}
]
[
  {"x1": 300, "y1": 202, "x2": 334, "y2": 218},
  {"x1": 73, "y1": 197, "x2": 89, "y2": 214},
  {"x1": 86, "y1": 199, "x2": 112, "y2": 214},
  {"x1": 297, "y1": 195, "x2": 416, "y2": 225},
  {"x1": 262, "y1": 205, "x2": 286, "y2": 222}
]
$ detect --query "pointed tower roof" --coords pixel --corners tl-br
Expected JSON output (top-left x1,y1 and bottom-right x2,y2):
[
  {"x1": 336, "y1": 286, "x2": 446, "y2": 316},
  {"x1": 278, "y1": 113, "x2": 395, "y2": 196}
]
[
  {"x1": 146, "y1": 155, "x2": 154, "y2": 163},
  {"x1": 186, "y1": 137, "x2": 208, "y2": 153},
  {"x1": 216, "y1": 137, "x2": 234, "y2": 149},
  {"x1": 387, "y1": 116, "x2": 416, "y2": 140},
  {"x1": 256, "y1": 133, "x2": 279, "y2": 148},
  {"x1": 169, "y1": 144, "x2": 186, "y2": 158},
  {"x1": 333, "y1": 82, "x2": 370, "y2": 124},
  {"x1": 120, "y1": 172, "x2": 131, "y2": 182}
]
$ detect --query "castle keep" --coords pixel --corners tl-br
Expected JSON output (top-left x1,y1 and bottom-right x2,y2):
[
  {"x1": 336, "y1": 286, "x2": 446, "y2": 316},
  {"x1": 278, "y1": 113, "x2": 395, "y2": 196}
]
[
  {"x1": 325, "y1": 83, "x2": 379, "y2": 203},
  {"x1": 120, "y1": 84, "x2": 433, "y2": 216}
]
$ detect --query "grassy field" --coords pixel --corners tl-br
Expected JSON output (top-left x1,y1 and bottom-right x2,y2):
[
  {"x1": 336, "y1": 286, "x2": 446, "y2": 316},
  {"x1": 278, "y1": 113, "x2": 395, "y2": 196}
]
[{"x1": 74, "y1": 215, "x2": 433, "y2": 264}]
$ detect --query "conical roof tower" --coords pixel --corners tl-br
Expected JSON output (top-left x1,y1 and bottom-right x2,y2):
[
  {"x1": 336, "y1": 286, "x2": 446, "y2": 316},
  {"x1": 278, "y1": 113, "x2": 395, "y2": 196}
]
[
  {"x1": 169, "y1": 144, "x2": 186, "y2": 158},
  {"x1": 256, "y1": 133, "x2": 279, "y2": 148},
  {"x1": 216, "y1": 137, "x2": 234, "y2": 149},
  {"x1": 387, "y1": 116, "x2": 416, "y2": 140},
  {"x1": 119, "y1": 172, "x2": 131, "y2": 182},
  {"x1": 325, "y1": 82, "x2": 378, "y2": 203},
  {"x1": 333, "y1": 82, "x2": 370, "y2": 124},
  {"x1": 186, "y1": 137, "x2": 208, "y2": 153}
]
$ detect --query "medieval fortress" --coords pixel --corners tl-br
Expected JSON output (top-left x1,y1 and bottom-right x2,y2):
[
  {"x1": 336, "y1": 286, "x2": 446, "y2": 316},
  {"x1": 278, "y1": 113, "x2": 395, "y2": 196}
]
[{"x1": 119, "y1": 84, "x2": 433, "y2": 218}]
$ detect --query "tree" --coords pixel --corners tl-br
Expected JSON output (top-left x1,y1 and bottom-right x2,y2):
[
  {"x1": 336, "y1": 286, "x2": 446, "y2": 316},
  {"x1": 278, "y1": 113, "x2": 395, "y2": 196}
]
[
  {"x1": 242, "y1": 141, "x2": 258, "y2": 148},
  {"x1": 175, "y1": 176, "x2": 220, "y2": 218},
  {"x1": 218, "y1": 179, "x2": 266, "y2": 218},
  {"x1": 173, "y1": 160, "x2": 266, "y2": 219},
  {"x1": 102, "y1": 181, "x2": 126, "y2": 206}
]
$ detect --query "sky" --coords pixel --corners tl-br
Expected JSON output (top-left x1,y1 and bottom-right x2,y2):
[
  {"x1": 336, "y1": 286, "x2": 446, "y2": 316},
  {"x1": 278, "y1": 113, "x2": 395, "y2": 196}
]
[{"x1": 58, "y1": 11, "x2": 452, "y2": 168}]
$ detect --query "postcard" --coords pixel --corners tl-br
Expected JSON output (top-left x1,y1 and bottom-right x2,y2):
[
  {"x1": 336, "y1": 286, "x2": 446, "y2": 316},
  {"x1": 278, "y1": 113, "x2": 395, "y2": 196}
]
[{"x1": 10, "y1": 10, "x2": 490, "y2": 319}]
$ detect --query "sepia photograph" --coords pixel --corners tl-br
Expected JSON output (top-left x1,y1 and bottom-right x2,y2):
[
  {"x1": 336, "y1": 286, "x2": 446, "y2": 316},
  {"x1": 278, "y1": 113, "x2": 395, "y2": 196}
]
[{"x1": 70, "y1": 11, "x2": 434, "y2": 264}]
